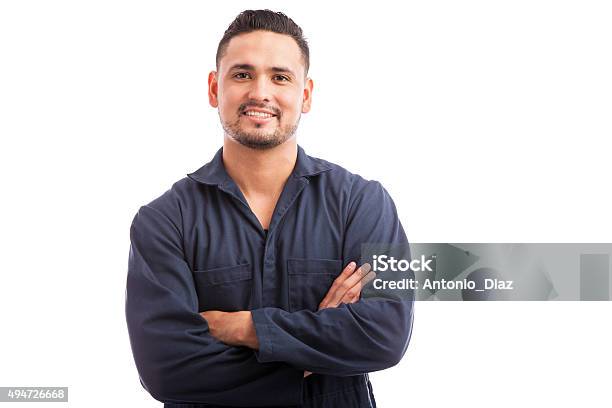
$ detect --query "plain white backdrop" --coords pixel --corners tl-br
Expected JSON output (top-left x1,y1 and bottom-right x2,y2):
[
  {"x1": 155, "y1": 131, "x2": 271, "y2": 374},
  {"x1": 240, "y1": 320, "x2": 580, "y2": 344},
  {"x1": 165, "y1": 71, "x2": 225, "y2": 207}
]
[{"x1": 1, "y1": 1, "x2": 611, "y2": 407}]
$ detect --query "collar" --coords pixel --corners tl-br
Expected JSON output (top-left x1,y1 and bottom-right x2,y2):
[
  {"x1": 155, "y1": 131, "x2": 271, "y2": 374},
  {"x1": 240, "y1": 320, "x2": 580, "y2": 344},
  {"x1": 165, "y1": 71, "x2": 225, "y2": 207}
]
[{"x1": 187, "y1": 145, "x2": 333, "y2": 186}]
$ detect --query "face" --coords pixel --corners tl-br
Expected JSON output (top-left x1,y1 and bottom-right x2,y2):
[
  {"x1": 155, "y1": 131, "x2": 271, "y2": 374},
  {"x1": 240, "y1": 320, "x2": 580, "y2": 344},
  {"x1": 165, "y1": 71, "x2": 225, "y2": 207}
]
[{"x1": 208, "y1": 30, "x2": 313, "y2": 150}]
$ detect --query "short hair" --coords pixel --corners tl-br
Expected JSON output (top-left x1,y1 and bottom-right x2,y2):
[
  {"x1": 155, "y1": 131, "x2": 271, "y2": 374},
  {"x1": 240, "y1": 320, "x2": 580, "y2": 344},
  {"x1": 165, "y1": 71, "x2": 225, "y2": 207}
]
[{"x1": 216, "y1": 9, "x2": 310, "y2": 75}]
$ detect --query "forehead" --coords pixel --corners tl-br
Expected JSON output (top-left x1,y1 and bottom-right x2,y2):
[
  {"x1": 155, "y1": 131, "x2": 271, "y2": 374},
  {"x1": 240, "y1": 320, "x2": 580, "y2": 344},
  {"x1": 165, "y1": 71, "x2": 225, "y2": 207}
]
[{"x1": 219, "y1": 30, "x2": 305, "y2": 76}]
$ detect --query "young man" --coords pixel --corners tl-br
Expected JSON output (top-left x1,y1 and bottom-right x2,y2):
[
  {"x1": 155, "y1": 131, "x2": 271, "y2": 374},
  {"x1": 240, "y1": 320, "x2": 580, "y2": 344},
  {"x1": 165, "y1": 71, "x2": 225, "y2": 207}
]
[{"x1": 126, "y1": 10, "x2": 413, "y2": 408}]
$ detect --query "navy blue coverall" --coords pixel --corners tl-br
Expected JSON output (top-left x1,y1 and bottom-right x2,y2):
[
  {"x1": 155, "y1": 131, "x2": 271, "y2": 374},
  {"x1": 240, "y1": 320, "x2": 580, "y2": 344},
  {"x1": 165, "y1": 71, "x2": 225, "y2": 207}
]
[{"x1": 125, "y1": 146, "x2": 414, "y2": 407}]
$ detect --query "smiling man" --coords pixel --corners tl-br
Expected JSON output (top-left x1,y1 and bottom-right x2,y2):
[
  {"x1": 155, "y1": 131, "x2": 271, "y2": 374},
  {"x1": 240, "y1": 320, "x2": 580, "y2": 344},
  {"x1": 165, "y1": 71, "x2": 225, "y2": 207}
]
[{"x1": 126, "y1": 9, "x2": 414, "y2": 408}]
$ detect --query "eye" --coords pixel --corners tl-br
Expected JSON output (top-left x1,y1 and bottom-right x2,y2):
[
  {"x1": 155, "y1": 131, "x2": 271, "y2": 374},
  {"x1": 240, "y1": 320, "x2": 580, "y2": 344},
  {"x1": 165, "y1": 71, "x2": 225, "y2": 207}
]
[
  {"x1": 233, "y1": 72, "x2": 251, "y2": 79},
  {"x1": 273, "y1": 74, "x2": 290, "y2": 82}
]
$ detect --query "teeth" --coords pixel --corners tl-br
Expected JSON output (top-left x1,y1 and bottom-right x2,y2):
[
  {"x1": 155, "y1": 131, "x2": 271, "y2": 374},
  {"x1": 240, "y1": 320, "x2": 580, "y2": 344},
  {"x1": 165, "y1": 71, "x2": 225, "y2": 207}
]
[{"x1": 245, "y1": 111, "x2": 274, "y2": 118}]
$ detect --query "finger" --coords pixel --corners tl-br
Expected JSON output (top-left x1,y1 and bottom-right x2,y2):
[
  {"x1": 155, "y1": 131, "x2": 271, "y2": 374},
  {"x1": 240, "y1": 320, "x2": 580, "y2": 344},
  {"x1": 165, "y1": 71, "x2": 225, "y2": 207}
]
[
  {"x1": 319, "y1": 261, "x2": 361, "y2": 309},
  {"x1": 361, "y1": 270, "x2": 376, "y2": 287},
  {"x1": 338, "y1": 280, "x2": 362, "y2": 304},
  {"x1": 319, "y1": 261, "x2": 357, "y2": 309},
  {"x1": 344, "y1": 262, "x2": 371, "y2": 288},
  {"x1": 327, "y1": 263, "x2": 371, "y2": 308},
  {"x1": 353, "y1": 271, "x2": 376, "y2": 302},
  {"x1": 335, "y1": 266, "x2": 376, "y2": 306}
]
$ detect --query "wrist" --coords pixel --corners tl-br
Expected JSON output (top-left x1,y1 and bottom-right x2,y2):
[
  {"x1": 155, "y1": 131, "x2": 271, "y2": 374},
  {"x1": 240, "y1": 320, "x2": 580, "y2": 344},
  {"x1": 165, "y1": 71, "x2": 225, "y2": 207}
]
[{"x1": 238, "y1": 311, "x2": 258, "y2": 349}]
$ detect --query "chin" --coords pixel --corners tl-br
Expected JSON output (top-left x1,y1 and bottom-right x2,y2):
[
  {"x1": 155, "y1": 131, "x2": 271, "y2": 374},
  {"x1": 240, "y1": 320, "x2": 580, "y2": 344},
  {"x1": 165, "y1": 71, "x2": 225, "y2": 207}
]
[
  {"x1": 229, "y1": 132, "x2": 280, "y2": 149},
  {"x1": 237, "y1": 139, "x2": 283, "y2": 150}
]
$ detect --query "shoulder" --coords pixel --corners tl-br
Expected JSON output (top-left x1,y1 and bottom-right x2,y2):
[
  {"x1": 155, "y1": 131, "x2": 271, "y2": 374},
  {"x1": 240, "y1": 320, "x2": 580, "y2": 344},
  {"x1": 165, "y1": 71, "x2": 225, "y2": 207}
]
[
  {"x1": 141, "y1": 177, "x2": 193, "y2": 212},
  {"x1": 132, "y1": 176, "x2": 202, "y2": 235},
  {"x1": 312, "y1": 154, "x2": 390, "y2": 204}
]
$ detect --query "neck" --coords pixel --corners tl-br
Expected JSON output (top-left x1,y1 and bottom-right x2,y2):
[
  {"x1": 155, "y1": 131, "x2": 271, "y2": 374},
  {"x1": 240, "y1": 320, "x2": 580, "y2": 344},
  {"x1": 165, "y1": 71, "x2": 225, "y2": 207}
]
[{"x1": 222, "y1": 136, "x2": 298, "y2": 197}]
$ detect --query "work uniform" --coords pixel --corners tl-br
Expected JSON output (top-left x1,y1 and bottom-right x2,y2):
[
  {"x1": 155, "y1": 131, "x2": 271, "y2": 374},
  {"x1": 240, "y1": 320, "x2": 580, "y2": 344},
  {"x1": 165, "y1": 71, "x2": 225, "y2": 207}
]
[{"x1": 126, "y1": 146, "x2": 414, "y2": 407}]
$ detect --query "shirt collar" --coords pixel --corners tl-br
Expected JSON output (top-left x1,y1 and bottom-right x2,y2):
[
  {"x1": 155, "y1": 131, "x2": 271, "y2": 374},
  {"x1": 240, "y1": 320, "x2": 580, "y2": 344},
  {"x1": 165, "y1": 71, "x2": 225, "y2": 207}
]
[{"x1": 187, "y1": 145, "x2": 333, "y2": 186}]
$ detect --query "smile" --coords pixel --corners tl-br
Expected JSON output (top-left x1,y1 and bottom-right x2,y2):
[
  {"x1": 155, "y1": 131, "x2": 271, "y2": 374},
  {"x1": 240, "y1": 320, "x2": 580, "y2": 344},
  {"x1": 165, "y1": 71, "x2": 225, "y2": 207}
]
[{"x1": 242, "y1": 110, "x2": 277, "y2": 119}]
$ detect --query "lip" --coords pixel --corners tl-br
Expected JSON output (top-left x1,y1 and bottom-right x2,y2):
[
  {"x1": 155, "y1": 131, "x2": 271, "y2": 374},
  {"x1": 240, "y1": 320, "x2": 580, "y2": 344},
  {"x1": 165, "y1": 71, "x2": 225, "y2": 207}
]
[
  {"x1": 242, "y1": 114, "x2": 276, "y2": 124},
  {"x1": 242, "y1": 108, "x2": 277, "y2": 116},
  {"x1": 241, "y1": 108, "x2": 278, "y2": 124}
]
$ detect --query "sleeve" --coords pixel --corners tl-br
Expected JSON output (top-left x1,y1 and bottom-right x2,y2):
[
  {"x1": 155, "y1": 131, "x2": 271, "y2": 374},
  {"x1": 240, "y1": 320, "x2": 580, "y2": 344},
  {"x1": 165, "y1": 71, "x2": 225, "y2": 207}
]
[
  {"x1": 125, "y1": 203, "x2": 304, "y2": 406},
  {"x1": 251, "y1": 180, "x2": 414, "y2": 377}
]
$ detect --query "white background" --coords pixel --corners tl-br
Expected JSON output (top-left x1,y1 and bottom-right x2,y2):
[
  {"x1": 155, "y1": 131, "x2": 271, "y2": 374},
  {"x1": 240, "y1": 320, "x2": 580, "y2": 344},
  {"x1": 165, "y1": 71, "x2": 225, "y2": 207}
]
[{"x1": 1, "y1": 1, "x2": 611, "y2": 407}]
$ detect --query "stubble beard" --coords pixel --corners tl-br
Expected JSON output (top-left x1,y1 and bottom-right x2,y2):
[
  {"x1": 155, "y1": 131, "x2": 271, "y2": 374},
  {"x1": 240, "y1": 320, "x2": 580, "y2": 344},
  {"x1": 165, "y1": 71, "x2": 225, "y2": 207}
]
[{"x1": 221, "y1": 111, "x2": 300, "y2": 150}]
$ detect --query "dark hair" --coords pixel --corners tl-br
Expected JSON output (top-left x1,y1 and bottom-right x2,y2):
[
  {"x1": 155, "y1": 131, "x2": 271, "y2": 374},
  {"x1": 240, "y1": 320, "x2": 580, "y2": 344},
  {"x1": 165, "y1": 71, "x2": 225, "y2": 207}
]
[{"x1": 216, "y1": 9, "x2": 310, "y2": 75}]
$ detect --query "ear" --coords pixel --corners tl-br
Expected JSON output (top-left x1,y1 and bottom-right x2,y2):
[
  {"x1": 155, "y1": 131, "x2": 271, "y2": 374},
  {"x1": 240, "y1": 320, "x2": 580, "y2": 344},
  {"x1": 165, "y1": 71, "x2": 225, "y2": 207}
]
[
  {"x1": 301, "y1": 77, "x2": 314, "y2": 113},
  {"x1": 208, "y1": 71, "x2": 219, "y2": 108}
]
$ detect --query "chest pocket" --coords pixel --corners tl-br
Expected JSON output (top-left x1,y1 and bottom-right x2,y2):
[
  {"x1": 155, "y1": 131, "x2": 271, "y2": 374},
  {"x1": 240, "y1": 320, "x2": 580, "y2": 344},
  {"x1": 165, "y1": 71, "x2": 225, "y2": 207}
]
[
  {"x1": 287, "y1": 258, "x2": 343, "y2": 312},
  {"x1": 193, "y1": 263, "x2": 253, "y2": 312}
]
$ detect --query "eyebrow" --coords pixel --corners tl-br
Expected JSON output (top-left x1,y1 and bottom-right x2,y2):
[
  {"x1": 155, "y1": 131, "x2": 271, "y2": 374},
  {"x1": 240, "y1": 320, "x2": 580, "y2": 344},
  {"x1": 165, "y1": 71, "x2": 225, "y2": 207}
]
[{"x1": 228, "y1": 64, "x2": 296, "y2": 77}]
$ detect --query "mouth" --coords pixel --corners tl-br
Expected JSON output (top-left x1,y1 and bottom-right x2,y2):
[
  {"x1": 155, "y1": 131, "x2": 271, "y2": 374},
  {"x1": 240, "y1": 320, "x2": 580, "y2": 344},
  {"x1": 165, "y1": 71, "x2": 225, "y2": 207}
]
[{"x1": 240, "y1": 108, "x2": 279, "y2": 124}]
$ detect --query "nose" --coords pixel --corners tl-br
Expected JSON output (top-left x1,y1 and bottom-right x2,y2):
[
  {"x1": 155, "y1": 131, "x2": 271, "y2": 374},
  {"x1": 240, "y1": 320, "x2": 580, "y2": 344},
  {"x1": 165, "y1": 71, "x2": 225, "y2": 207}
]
[{"x1": 247, "y1": 76, "x2": 272, "y2": 102}]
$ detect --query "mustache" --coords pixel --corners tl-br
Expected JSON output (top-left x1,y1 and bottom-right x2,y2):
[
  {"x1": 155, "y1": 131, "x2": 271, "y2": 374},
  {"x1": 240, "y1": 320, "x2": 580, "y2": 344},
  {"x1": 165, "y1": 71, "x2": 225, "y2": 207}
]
[{"x1": 238, "y1": 101, "x2": 281, "y2": 117}]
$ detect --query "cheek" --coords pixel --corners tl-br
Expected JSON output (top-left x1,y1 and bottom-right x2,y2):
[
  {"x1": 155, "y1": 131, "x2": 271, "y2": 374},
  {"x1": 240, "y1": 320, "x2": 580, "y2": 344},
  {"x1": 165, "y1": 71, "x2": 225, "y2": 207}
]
[
  {"x1": 218, "y1": 85, "x2": 243, "y2": 111},
  {"x1": 218, "y1": 96, "x2": 241, "y2": 118},
  {"x1": 278, "y1": 92, "x2": 304, "y2": 118}
]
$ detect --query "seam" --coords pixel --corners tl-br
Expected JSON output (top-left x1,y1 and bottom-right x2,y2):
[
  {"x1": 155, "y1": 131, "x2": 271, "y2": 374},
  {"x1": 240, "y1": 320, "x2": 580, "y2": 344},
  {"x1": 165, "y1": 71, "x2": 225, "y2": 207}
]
[{"x1": 140, "y1": 204, "x2": 184, "y2": 242}]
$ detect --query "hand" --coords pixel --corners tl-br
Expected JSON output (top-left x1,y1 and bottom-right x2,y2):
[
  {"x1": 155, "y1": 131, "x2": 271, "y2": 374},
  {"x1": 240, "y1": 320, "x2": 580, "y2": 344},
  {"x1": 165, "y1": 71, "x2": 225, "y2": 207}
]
[
  {"x1": 200, "y1": 310, "x2": 259, "y2": 349},
  {"x1": 303, "y1": 262, "x2": 375, "y2": 378},
  {"x1": 318, "y1": 261, "x2": 375, "y2": 310},
  {"x1": 202, "y1": 311, "x2": 316, "y2": 380}
]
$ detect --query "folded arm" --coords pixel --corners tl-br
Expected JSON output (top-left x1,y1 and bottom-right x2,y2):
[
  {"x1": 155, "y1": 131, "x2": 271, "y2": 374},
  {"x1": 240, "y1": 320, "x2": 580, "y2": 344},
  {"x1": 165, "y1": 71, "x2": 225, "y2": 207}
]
[
  {"x1": 204, "y1": 180, "x2": 415, "y2": 377},
  {"x1": 126, "y1": 204, "x2": 303, "y2": 406},
  {"x1": 252, "y1": 180, "x2": 414, "y2": 376}
]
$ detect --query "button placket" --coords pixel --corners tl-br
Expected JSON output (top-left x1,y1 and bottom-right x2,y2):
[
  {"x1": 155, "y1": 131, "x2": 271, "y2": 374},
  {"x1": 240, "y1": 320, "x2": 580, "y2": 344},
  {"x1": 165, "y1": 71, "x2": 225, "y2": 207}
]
[
  {"x1": 260, "y1": 177, "x2": 310, "y2": 306},
  {"x1": 262, "y1": 234, "x2": 276, "y2": 305}
]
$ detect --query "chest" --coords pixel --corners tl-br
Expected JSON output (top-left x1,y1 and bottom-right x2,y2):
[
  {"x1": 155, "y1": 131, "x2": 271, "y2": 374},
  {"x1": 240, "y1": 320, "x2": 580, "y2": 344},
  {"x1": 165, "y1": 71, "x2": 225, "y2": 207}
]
[
  {"x1": 242, "y1": 192, "x2": 278, "y2": 230},
  {"x1": 183, "y1": 185, "x2": 347, "y2": 313}
]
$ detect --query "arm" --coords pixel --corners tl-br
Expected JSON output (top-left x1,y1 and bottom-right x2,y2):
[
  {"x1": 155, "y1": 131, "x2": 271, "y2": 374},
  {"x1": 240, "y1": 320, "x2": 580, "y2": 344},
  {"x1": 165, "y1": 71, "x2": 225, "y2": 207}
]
[
  {"x1": 202, "y1": 262, "x2": 373, "y2": 376},
  {"x1": 125, "y1": 204, "x2": 303, "y2": 406},
  {"x1": 250, "y1": 180, "x2": 414, "y2": 377}
]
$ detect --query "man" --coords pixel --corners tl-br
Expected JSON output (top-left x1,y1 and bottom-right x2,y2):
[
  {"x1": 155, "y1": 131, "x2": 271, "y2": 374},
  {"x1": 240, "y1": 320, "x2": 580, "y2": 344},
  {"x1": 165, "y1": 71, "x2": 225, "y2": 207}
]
[{"x1": 126, "y1": 9, "x2": 414, "y2": 408}]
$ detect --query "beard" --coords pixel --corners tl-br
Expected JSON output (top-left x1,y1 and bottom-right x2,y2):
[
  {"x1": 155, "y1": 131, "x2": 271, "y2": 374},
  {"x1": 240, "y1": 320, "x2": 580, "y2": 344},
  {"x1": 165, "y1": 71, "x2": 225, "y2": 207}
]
[{"x1": 220, "y1": 103, "x2": 300, "y2": 150}]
